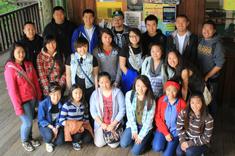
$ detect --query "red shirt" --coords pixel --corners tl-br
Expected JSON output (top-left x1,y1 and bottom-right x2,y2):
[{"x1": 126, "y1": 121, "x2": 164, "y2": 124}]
[{"x1": 103, "y1": 94, "x2": 113, "y2": 124}]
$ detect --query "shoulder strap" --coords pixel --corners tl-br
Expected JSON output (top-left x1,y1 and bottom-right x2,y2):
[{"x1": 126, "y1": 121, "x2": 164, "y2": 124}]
[{"x1": 77, "y1": 59, "x2": 94, "y2": 85}]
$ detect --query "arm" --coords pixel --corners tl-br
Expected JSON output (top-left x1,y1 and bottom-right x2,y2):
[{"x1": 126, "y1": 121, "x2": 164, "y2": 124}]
[
  {"x1": 181, "y1": 69, "x2": 190, "y2": 100},
  {"x1": 177, "y1": 110, "x2": 188, "y2": 144},
  {"x1": 31, "y1": 63, "x2": 42, "y2": 100},
  {"x1": 66, "y1": 65, "x2": 72, "y2": 89},
  {"x1": 119, "y1": 56, "x2": 128, "y2": 74},
  {"x1": 93, "y1": 66, "x2": 99, "y2": 89},
  {"x1": 59, "y1": 104, "x2": 69, "y2": 126},
  {"x1": 113, "y1": 89, "x2": 126, "y2": 122},
  {"x1": 71, "y1": 28, "x2": 79, "y2": 53},
  {"x1": 37, "y1": 54, "x2": 49, "y2": 95},
  {"x1": 205, "y1": 66, "x2": 222, "y2": 82},
  {"x1": 38, "y1": 101, "x2": 50, "y2": 127}
]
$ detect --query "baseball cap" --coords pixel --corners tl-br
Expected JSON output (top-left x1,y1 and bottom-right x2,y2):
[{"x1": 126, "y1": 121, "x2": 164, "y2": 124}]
[{"x1": 112, "y1": 10, "x2": 124, "y2": 18}]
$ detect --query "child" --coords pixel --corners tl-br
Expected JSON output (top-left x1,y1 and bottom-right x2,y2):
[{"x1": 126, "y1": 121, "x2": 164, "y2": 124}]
[
  {"x1": 71, "y1": 9, "x2": 99, "y2": 54},
  {"x1": 120, "y1": 75, "x2": 156, "y2": 155},
  {"x1": 176, "y1": 93, "x2": 214, "y2": 156},
  {"x1": 152, "y1": 80, "x2": 186, "y2": 156},
  {"x1": 38, "y1": 82, "x2": 64, "y2": 152},
  {"x1": 59, "y1": 84, "x2": 93, "y2": 150}
]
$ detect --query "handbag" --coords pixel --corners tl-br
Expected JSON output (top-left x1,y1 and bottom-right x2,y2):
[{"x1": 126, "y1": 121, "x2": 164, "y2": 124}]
[
  {"x1": 103, "y1": 123, "x2": 123, "y2": 144},
  {"x1": 203, "y1": 84, "x2": 212, "y2": 106}
]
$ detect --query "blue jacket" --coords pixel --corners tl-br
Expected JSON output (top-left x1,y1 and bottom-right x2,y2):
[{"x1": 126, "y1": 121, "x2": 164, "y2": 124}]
[
  {"x1": 38, "y1": 97, "x2": 62, "y2": 127},
  {"x1": 71, "y1": 24, "x2": 99, "y2": 54}
]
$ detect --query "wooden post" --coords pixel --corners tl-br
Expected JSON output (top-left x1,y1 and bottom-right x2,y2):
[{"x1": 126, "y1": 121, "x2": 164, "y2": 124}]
[{"x1": 38, "y1": 0, "x2": 53, "y2": 29}]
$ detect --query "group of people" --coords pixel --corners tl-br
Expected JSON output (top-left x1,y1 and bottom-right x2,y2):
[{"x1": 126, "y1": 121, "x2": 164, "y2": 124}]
[{"x1": 4, "y1": 5, "x2": 225, "y2": 156}]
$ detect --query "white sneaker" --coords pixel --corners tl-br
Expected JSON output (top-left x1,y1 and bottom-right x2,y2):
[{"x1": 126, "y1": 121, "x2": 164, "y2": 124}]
[{"x1": 45, "y1": 143, "x2": 54, "y2": 152}]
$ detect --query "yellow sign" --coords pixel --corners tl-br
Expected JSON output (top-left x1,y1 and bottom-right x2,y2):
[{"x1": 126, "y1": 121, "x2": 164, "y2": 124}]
[
  {"x1": 224, "y1": 0, "x2": 235, "y2": 10},
  {"x1": 96, "y1": 2, "x2": 123, "y2": 19}
]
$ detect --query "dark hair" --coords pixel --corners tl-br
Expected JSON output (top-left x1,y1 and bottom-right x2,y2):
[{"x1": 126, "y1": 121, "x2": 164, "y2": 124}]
[
  {"x1": 132, "y1": 75, "x2": 155, "y2": 111},
  {"x1": 184, "y1": 92, "x2": 209, "y2": 131},
  {"x1": 69, "y1": 84, "x2": 86, "y2": 103},
  {"x1": 98, "y1": 71, "x2": 112, "y2": 82},
  {"x1": 176, "y1": 14, "x2": 189, "y2": 22},
  {"x1": 149, "y1": 43, "x2": 164, "y2": 59},
  {"x1": 49, "y1": 82, "x2": 61, "y2": 93},
  {"x1": 98, "y1": 28, "x2": 117, "y2": 50},
  {"x1": 7, "y1": 42, "x2": 26, "y2": 63},
  {"x1": 83, "y1": 9, "x2": 95, "y2": 17},
  {"x1": 53, "y1": 6, "x2": 65, "y2": 13},
  {"x1": 74, "y1": 37, "x2": 89, "y2": 50},
  {"x1": 23, "y1": 21, "x2": 35, "y2": 28},
  {"x1": 128, "y1": 27, "x2": 142, "y2": 46},
  {"x1": 145, "y1": 14, "x2": 158, "y2": 24},
  {"x1": 43, "y1": 35, "x2": 57, "y2": 52},
  {"x1": 203, "y1": 20, "x2": 216, "y2": 30}
]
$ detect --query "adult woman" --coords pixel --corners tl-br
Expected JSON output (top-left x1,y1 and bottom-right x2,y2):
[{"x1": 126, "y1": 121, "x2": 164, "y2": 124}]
[
  {"x1": 119, "y1": 28, "x2": 144, "y2": 93},
  {"x1": 90, "y1": 72, "x2": 125, "y2": 148},
  {"x1": 4, "y1": 42, "x2": 42, "y2": 151},
  {"x1": 93, "y1": 28, "x2": 121, "y2": 87},
  {"x1": 166, "y1": 50, "x2": 204, "y2": 100},
  {"x1": 120, "y1": 75, "x2": 156, "y2": 155},
  {"x1": 37, "y1": 35, "x2": 66, "y2": 96}
]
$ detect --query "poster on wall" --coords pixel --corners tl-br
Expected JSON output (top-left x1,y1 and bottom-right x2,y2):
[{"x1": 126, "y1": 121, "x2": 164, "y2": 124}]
[
  {"x1": 224, "y1": 0, "x2": 235, "y2": 10},
  {"x1": 143, "y1": 0, "x2": 163, "y2": 3},
  {"x1": 162, "y1": 0, "x2": 180, "y2": 5},
  {"x1": 124, "y1": 11, "x2": 142, "y2": 29},
  {"x1": 127, "y1": 0, "x2": 143, "y2": 11},
  {"x1": 96, "y1": 1, "x2": 123, "y2": 28}
]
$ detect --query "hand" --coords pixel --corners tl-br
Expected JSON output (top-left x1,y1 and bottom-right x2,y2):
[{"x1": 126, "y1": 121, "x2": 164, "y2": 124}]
[
  {"x1": 113, "y1": 82, "x2": 118, "y2": 88},
  {"x1": 165, "y1": 134, "x2": 173, "y2": 142},
  {"x1": 135, "y1": 136, "x2": 142, "y2": 144},
  {"x1": 132, "y1": 133, "x2": 138, "y2": 140},
  {"x1": 101, "y1": 123, "x2": 108, "y2": 130},
  {"x1": 52, "y1": 127, "x2": 58, "y2": 137},
  {"x1": 106, "y1": 124, "x2": 115, "y2": 132},
  {"x1": 204, "y1": 75, "x2": 209, "y2": 82},
  {"x1": 181, "y1": 142, "x2": 189, "y2": 152}
]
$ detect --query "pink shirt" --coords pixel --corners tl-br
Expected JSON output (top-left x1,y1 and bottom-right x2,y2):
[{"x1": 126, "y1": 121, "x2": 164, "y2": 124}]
[{"x1": 103, "y1": 94, "x2": 113, "y2": 124}]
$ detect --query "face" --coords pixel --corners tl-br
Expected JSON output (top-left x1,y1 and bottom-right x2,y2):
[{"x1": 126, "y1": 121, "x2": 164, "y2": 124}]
[
  {"x1": 150, "y1": 45, "x2": 162, "y2": 60},
  {"x1": 14, "y1": 46, "x2": 25, "y2": 64},
  {"x1": 190, "y1": 96, "x2": 203, "y2": 115},
  {"x1": 135, "y1": 79, "x2": 148, "y2": 96},
  {"x1": 23, "y1": 24, "x2": 36, "y2": 40},
  {"x1": 72, "y1": 88, "x2": 83, "y2": 104},
  {"x1": 76, "y1": 45, "x2": 88, "y2": 56},
  {"x1": 46, "y1": 40, "x2": 57, "y2": 54},
  {"x1": 112, "y1": 16, "x2": 124, "y2": 28},
  {"x1": 49, "y1": 90, "x2": 61, "y2": 105},
  {"x1": 53, "y1": 10, "x2": 65, "y2": 24},
  {"x1": 83, "y1": 13, "x2": 94, "y2": 27},
  {"x1": 101, "y1": 32, "x2": 112, "y2": 46},
  {"x1": 167, "y1": 52, "x2": 179, "y2": 69},
  {"x1": 202, "y1": 24, "x2": 216, "y2": 40},
  {"x1": 146, "y1": 20, "x2": 157, "y2": 35},
  {"x1": 175, "y1": 17, "x2": 189, "y2": 33},
  {"x1": 165, "y1": 85, "x2": 178, "y2": 100},
  {"x1": 129, "y1": 31, "x2": 140, "y2": 46},
  {"x1": 99, "y1": 76, "x2": 112, "y2": 90}
]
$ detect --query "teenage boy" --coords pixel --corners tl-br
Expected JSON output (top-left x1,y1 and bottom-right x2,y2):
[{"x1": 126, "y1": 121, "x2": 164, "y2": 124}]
[
  {"x1": 142, "y1": 14, "x2": 167, "y2": 56},
  {"x1": 111, "y1": 10, "x2": 130, "y2": 48},
  {"x1": 43, "y1": 6, "x2": 76, "y2": 61},
  {"x1": 197, "y1": 20, "x2": 225, "y2": 118},
  {"x1": 19, "y1": 21, "x2": 43, "y2": 70},
  {"x1": 167, "y1": 15, "x2": 198, "y2": 63},
  {"x1": 71, "y1": 9, "x2": 99, "y2": 54}
]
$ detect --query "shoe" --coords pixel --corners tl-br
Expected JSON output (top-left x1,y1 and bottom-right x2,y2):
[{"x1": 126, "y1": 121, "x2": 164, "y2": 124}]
[
  {"x1": 30, "y1": 139, "x2": 41, "y2": 147},
  {"x1": 72, "y1": 142, "x2": 81, "y2": 151},
  {"x1": 45, "y1": 143, "x2": 54, "y2": 152},
  {"x1": 22, "y1": 141, "x2": 35, "y2": 152}
]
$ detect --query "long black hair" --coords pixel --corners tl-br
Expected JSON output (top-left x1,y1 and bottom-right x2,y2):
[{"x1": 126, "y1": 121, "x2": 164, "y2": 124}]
[
  {"x1": 6, "y1": 42, "x2": 27, "y2": 64},
  {"x1": 97, "y1": 28, "x2": 118, "y2": 51}
]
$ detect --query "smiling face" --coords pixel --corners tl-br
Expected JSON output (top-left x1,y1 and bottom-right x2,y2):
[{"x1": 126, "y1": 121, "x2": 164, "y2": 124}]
[
  {"x1": 101, "y1": 32, "x2": 112, "y2": 47},
  {"x1": 129, "y1": 31, "x2": 140, "y2": 46},
  {"x1": 14, "y1": 46, "x2": 25, "y2": 64},
  {"x1": 23, "y1": 23, "x2": 36, "y2": 40},
  {"x1": 112, "y1": 16, "x2": 124, "y2": 28},
  {"x1": 150, "y1": 45, "x2": 163, "y2": 60},
  {"x1": 83, "y1": 13, "x2": 94, "y2": 28},
  {"x1": 72, "y1": 88, "x2": 83, "y2": 104},
  {"x1": 167, "y1": 52, "x2": 179, "y2": 69},
  {"x1": 165, "y1": 85, "x2": 178, "y2": 101},
  {"x1": 135, "y1": 79, "x2": 148, "y2": 96},
  {"x1": 175, "y1": 17, "x2": 189, "y2": 33},
  {"x1": 190, "y1": 96, "x2": 203, "y2": 116},
  {"x1": 99, "y1": 76, "x2": 112, "y2": 91},
  {"x1": 49, "y1": 90, "x2": 61, "y2": 105},
  {"x1": 46, "y1": 40, "x2": 57, "y2": 55},
  {"x1": 53, "y1": 10, "x2": 65, "y2": 24},
  {"x1": 76, "y1": 44, "x2": 88, "y2": 56},
  {"x1": 202, "y1": 24, "x2": 216, "y2": 40}
]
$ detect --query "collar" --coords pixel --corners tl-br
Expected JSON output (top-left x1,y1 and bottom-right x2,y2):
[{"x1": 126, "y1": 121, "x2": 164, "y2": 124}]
[
  {"x1": 75, "y1": 52, "x2": 88, "y2": 60},
  {"x1": 164, "y1": 96, "x2": 179, "y2": 106},
  {"x1": 42, "y1": 50, "x2": 57, "y2": 58},
  {"x1": 172, "y1": 30, "x2": 191, "y2": 38},
  {"x1": 47, "y1": 96, "x2": 62, "y2": 111}
]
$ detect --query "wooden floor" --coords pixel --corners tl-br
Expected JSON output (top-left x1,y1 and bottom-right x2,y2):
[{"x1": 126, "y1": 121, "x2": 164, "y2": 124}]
[{"x1": 0, "y1": 52, "x2": 235, "y2": 156}]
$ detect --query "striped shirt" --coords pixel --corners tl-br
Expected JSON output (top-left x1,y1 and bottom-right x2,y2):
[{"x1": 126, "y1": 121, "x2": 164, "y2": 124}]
[
  {"x1": 59, "y1": 101, "x2": 89, "y2": 126},
  {"x1": 177, "y1": 110, "x2": 214, "y2": 147}
]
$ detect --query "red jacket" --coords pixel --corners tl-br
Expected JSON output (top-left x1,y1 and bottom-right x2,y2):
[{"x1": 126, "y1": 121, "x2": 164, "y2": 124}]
[
  {"x1": 155, "y1": 95, "x2": 186, "y2": 136},
  {"x1": 4, "y1": 61, "x2": 42, "y2": 116}
]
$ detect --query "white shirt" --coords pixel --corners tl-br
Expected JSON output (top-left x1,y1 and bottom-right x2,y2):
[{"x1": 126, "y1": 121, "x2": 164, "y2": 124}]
[
  {"x1": 177, "y1": 33, "x2": 187, "y2": 55},
  {"x1": 85, "y1": 27, "x2": 94, "y2": 42}
]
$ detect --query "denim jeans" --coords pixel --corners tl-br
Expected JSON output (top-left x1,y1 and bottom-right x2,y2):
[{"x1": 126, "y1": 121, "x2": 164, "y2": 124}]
[
  {"x1": 19, "y1": 100, "x2": 36, "y2": 142},
  {"x1": 72, "y1": 129, "x2": 93, "y2": 144},
  {"x1": 39, "y1": 126, "x2": 64, "y2": 146},
  {"x1": 120, "y1": 127, "x2": 152, "y2": 155},
  {"x1": 208, "y1": 81, "x2": 218, "y2": 119},
  {"x1": 152, "y1": 130, "x2": 179, "y2": 156},
  {"x1": 176, "y1": 144, "x2": 207, "y2": 156}
]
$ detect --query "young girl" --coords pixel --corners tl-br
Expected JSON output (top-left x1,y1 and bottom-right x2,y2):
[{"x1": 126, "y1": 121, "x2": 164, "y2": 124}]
[
  {"x1": 141, "y1": 43, "x2": 167, "y2": 98},
  {"x1": 38, "y1": 82, "x2": 64, "y2": 152},
  {"x1": 90, "y1": 72, "x2": 125, "y2": 148},
  {"x1": 4, "y1": 42, "x2": 42, "y2": 152},
  {"x1": 176, "y1": 93, "x2": 214, "y2": 156},
  {"x1": 152, "y1": 80, "x2": 186, "y2": 156},
  {"x1": 119, "y1": 28, "x2": 144, "y2": 93},
  {"x1": 59, "y1": 84, "x2": 93, "y2": 151},
  {"x1": 120, "y1": 75, "x2": 156, "y2": 155},
  {"x1": 93, "y1": 28, "x2": 121, "y2": 87}
]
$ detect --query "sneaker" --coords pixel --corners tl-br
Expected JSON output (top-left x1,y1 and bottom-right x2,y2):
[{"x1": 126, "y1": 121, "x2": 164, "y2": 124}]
[
  {"x1": 22, "y1": 141, "x2": 35, "y2": 152},
  {"x1": 45, "y1": 143, "x2": 54, "y2": 152},
  {"x1": 30, "y1": 139, "x2": 41, "y2": 147},
  {"x1": 72, "y1": 142, "x2": 81, "y2": 151}
]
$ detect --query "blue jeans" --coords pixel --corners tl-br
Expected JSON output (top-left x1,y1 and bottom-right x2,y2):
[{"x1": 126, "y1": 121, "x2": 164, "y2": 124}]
[
  {"x1": 120, "y1": 127, "x2": 152, "y2": 155},
  {"x1": 176, "y1": 144, "x2": 207, "y2": 156},
  {"x1": 152, "y1": 130, "x2": 179, "y2": 156},
  {"x1": 39, "y1": 126, "x2": 64, "y2": 145},
  {"x1": 19, "y1": 100, "x2": 36, "y2": 142}
]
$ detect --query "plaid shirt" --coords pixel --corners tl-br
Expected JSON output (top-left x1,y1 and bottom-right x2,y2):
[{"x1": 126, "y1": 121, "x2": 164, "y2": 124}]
[{"x1": 37, "y1": 51, "x2": 66, "y2": 95}]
